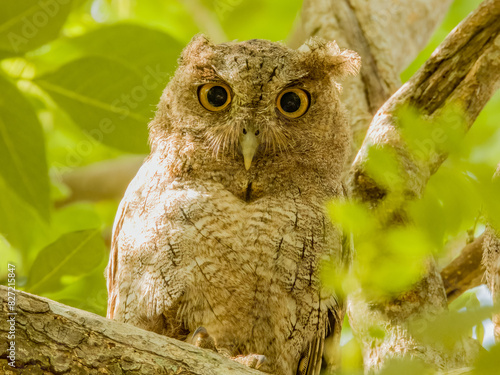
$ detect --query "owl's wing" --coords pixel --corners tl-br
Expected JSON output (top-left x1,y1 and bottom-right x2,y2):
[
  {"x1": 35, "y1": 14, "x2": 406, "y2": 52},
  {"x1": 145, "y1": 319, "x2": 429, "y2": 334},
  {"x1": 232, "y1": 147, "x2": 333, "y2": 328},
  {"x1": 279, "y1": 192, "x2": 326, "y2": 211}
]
[
  {"x1": 299, "y1": 231, "x2": 353, "y2": 375},
  {"x1": 105, "y1": 196, "x2": 128, "y2": 320},
  {"x1": 297, "y1": 300, "x2": 344, "y2": 375}
]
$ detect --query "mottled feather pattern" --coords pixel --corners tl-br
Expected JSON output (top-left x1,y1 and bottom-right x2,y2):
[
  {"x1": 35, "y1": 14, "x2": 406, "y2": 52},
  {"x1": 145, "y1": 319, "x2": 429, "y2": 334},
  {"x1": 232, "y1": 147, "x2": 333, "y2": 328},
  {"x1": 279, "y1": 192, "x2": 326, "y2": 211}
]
[{"x1": 107, "y1": 35, "x2": 360, "y2": 375}]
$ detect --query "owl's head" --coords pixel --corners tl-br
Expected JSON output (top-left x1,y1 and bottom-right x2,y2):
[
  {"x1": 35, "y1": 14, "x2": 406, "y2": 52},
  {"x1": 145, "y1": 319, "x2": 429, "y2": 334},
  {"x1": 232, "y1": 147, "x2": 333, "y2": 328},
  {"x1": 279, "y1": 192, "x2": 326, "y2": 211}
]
[{"x1": 150, "y1": 35, "x2": 360, "y2": 181}]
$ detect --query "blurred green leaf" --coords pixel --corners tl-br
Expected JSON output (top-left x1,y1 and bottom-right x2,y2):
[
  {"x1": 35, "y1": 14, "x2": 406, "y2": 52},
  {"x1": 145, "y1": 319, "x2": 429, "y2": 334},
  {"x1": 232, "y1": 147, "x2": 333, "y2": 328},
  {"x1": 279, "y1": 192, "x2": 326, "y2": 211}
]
[
  {"x1": 42, "y1": 264, "x2": 107, "y2": 316},
  {"x1": 52, "y1": 202, "x2": 102, "y2": 236},
  {"x1": 368, "y1": 325, "x2": 386, "y2": 340},
  {"x1": 476, "y1": 322, "x2": 485, "y2": 346},
  {"x1": 328, "y1": 200, "x2": 377, "y2": 239},
  {"x1": 210, "y1": 0, "x2": 302, "y2": 41},
  {"x1": 472, "y1": 342, "x2": 500, "y2": 375},
  {"x1": 30, "y1": 23, "x2": 184, "y2": 76},
  {"x1": 35, "y1": 56, "x2": 157, "y2": 153},
  {"x1": 409, "y1": 306, "x2": 497, "y2": 351},
  {"x1": 26, "y1": 229, "x2": 106, "y2": 294},
  {"x1": 0, "y1": 72, "x2": 50, "y2": 220},
  {"x1": 0, "y1": 179, "x2": 50, "y2": 255},
  {"x1": 364, "y1": 145, "x2": 404, "y2": 191},
  {"x1": 0, "y1": 0, "x2": 76, "y2": 55},
  {"x1": 378, "y1": 358, "x2": 433, "y2": 375},
  {"x1": 127, "y1": 0, "x2": 199, "y2": 43},
  {"x1": 398, "y1": 105, "x2": 466, "y2": 163},
  {"x1": 355, "y1": 227, "x2": 430, "y2": 297},
  {"x1": 341, "y1": 338, "x2": 364, "y2": 373}
]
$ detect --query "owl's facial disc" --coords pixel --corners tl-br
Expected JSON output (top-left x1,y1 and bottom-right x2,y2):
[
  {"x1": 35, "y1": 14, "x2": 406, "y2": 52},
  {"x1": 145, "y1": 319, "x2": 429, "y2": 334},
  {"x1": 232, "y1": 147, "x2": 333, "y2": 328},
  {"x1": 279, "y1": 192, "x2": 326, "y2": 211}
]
[{"x1": 239, "y1": 125, "x2": 260, "y2": 170}]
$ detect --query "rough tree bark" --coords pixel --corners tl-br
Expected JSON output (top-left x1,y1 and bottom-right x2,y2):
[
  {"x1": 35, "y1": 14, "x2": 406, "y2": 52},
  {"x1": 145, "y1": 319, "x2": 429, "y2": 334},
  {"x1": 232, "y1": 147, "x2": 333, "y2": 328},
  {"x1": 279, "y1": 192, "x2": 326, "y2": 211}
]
[
  {"x1": 297, "y1": 0, "x2": 455, "y2": 155},
  {"x1": 346, "y1": 0, "x2": 500, "y2": 370},
  {"x1": 482, "y1": 164, "x2": 500, "y2": 342},
  {"x1": 3, "y1": 0, "x2": 499, "y2": 373},
  {"x1": 0, "y1": 286, "x2": 260, "y2": 374}
]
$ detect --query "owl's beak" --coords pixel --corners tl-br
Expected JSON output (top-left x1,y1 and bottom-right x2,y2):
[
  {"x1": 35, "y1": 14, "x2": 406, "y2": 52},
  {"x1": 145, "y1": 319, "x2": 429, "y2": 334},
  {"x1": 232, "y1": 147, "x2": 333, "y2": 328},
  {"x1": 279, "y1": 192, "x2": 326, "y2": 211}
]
[{"x1": 239, "y1": 127, "x2": 260, "y2": 170}]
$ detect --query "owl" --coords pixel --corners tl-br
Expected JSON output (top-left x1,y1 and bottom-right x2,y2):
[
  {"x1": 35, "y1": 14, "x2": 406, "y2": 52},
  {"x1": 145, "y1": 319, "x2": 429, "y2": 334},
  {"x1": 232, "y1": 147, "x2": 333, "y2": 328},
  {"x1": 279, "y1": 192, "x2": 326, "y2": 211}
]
[{"x1": 106, "y1": 35, "x2": 360, "y2": 375}]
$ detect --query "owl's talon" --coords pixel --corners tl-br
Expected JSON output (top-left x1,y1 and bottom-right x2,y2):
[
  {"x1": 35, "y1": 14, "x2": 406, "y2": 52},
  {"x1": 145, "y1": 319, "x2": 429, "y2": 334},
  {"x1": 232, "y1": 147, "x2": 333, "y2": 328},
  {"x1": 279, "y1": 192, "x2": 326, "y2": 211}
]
[{"x1": 192, "y1": 326, "x2": 216, "y2": 351}]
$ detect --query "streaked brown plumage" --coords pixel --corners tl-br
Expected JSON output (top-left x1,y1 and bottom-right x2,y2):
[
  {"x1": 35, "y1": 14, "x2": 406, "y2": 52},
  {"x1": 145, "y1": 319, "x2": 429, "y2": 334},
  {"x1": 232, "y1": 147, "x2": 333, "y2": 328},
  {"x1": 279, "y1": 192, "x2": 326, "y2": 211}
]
[{"x1": 106, "y1": 35, "x2": 360, "y2": 374}]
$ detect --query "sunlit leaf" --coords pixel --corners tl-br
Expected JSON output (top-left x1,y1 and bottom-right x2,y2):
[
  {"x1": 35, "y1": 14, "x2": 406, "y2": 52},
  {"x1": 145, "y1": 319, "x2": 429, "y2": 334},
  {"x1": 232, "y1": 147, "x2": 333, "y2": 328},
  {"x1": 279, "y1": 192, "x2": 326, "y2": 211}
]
[
  {"x1": 52, "y1": 202, "x2": 102, "y2": 237},
  {"x1": 26, "y1": 229, "x2": 106, "y2": 294},
  {"x1": 341, "y1": 338, "x2": 364, "y2": 372},
  {"x1": 472, "y1": 342, "x2": 500, "y2": 375},
  {"x1": 0, "y1": 72, "x2": 50, "y2": 220},
  {"x1": 398, "y1": 105, "x2": 466, "y2": 164},
  {"x1": 30, "y1": 23, "x2": 184, "y2": 77},
  {"x1": 103, "y1": 0, "x2": 199, "y2": 43},
  {"x1": 368, "y1": 325, "x2": 386, "y2": 339},
  {"x1": 476, "y1": 322, "x2": 485, "y2": 346},
  {"x1": 364, "y1": 145, "x2": 404, "y2": 191},
  {"x1": 42, "y1": 265, "x2": 107, "y2": 316},
  {"x1": 0, "y1": 179, "x2": 50, "y2": 255},
  {"x1": 328, "y1": 200, "x2": 377, "y2": 239},
  {"x1": 409, "y1": 306, "x2": 497, "y2": 351},
  {"x1": 0, "y1": 0, "x2": 76, "y2": 55},
  {"x1": 210, "y1": 0, "x2": 302, "y2": 42},
  {"x1": 35, "y1": 56, "x2": 157, "y2": 153}
]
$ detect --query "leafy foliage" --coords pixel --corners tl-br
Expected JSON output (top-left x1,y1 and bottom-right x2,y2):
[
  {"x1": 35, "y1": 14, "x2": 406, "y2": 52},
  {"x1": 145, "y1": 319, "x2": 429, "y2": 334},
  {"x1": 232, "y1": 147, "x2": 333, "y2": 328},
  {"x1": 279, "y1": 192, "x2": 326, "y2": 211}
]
[{"x1": 0, "y1": 0, "x2": 499, "y2": 373}]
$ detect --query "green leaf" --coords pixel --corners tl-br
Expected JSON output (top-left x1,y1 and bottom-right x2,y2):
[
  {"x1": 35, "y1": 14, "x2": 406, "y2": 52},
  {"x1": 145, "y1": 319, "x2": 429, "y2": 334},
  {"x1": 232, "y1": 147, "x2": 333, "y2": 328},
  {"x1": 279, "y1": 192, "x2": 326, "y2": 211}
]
[
  {"x1": 476, "y1": 321, "x2": 485, "y2": 346},
  {"x1": 35, "y1": 56, "x2": 160, "y2": 153},
  {"x1": 379, "y1": 358, "x2": 433, "y2": 375},
  {"x1": 30, "y1": 23, "x2": 184, "y2": 76},
  {"x1": 42, "y1": 264, "x2": 108, "y2": 316},
  {"x1": 473, "y1": 342, "x2": 500, "y2": 375},
  {"x1": 0, "y1": 73, "x2": 50, "y2": 220},
  {"x1": 26, "y1": 229, "x2": 106, "y2": 294},
  {"x1": 0, "y1": 0, "x2": 76, "y2": 55},
  {"x1": 341, "y1": 338, "x2": 364, "y2": 372},
  {"x1": 409, "y1": 306, "x2": 497, "y2": 351},
  {"x1": 52, "y1": 202, "x2": 102, "y2": 237},
  {"x1": 0, "y1": 179, "x2": 50, "y2": 255},
  {"x1": 211, "y1": 0, "x2": 302, "y2": 42}
]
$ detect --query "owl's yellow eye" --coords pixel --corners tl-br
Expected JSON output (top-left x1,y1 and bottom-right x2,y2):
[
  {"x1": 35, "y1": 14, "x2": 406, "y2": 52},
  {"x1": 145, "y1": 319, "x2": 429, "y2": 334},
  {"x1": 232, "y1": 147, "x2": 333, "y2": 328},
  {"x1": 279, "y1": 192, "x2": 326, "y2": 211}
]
[
  {"x1": 276, "y1": 88, "x2": 310, "y2": 119},
  {"x1": 198, "y1": 83, "x2": 232, "y2": 111}
]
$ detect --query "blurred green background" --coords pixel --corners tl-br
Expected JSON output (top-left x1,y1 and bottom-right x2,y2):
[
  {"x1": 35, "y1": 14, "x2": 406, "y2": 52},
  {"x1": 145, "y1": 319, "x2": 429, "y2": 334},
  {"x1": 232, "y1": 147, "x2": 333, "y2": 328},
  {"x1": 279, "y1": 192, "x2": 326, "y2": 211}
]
[{"x1": 0, "y1": 0, "x2": 499, "y2": 373}]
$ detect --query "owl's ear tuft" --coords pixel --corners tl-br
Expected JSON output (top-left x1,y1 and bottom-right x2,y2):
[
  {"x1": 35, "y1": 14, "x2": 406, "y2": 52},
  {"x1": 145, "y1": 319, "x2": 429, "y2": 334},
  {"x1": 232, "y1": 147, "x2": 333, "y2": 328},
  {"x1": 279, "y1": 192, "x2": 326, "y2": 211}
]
[
  {"x1": 299, "y1": 37, "x2": 361, "y2": 78},
  {"x1": 179, "y1": 34, "x2": 215, "y2": 65}
]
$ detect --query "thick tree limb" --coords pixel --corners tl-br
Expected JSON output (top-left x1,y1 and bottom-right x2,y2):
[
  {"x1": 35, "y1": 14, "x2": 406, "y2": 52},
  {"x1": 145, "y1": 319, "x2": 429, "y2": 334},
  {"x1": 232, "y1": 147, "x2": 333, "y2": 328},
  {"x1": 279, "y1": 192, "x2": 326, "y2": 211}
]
[
  {"x1": 350, "y1": 0, "x2": 500, "y2": 204},
  {"x1": 345, "y1": 0, "x2": 500, "y2": 371},
  {"x1": 441, "y1": 234, "x2": 486, "y2": 303},
  {"x1": 0, "y1": 286, "x2": 260, "y2": 374},
  {"x1": 297, "y1": 0, "x2": 453, "y2": 153}
]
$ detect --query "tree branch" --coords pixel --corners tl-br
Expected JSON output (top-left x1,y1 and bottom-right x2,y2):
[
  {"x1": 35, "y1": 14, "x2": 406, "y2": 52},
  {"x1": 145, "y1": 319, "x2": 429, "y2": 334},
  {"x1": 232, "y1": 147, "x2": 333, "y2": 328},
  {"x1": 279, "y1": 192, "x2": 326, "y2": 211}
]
[
  {"x1": 0, "y1": 286, "x2": 260, "y2": 374},
  {"x1": 350, "y1": 0, "x2": 500, "y2": 205},
  {"x1": 55, "y1": 156, "x2": 145, "y2": 207},
  {"x1": 441, "y1": 234, "x2": 486, "y2": 303},
  {"x1": 297, "y1": 0, "x2": 454, "y2": 154},
  {"x1": 347, "y1": 0, "x2": 499, "y2": 370}
]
